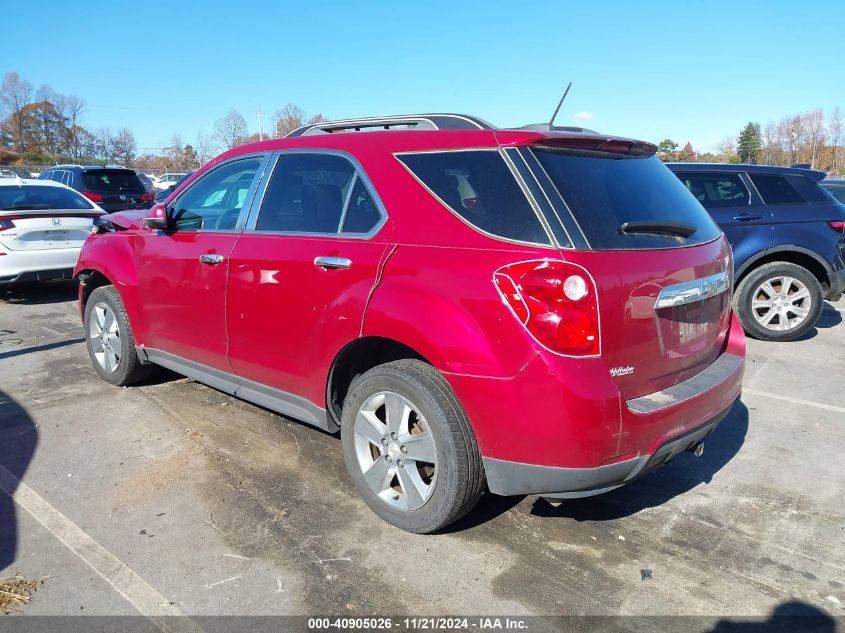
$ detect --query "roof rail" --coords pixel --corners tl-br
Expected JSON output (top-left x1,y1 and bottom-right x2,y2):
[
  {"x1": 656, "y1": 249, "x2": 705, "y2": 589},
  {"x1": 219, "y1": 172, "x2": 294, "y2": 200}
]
[
  {"x1": 519, "y1": 123, "x2": 598, "y2": 134},
  {"x1": 286, "y1": 113, "x2": 495, "y2": 137}
]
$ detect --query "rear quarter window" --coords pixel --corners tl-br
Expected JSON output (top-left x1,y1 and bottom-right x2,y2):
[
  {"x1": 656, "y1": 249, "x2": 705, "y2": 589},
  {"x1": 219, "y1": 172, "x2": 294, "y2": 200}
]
[
  {"x1": 396, "y1": 150, "x2": 551, "y2": 245},
  {"x1": 533, "y1": 149, "x2": 721, "y2": 250},
  {"x1": 674, "y1": 172, "x2": 750, "y2": 208},
  {"x1": 749, "y1": 173, "x2": 829, "y2": 204}
]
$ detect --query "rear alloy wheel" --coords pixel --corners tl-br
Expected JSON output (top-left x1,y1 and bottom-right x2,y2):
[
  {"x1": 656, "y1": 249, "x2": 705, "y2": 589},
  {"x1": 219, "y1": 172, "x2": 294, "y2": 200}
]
[
  {"x1": 84, "y1": 286, "x2": 151, "y2": 385},
  {"x1": 734, "y1": 262, "x2": 823, "y2": 342},
  {"x1": 341, "y1": 359, "x2": 484, "y2": 533}
]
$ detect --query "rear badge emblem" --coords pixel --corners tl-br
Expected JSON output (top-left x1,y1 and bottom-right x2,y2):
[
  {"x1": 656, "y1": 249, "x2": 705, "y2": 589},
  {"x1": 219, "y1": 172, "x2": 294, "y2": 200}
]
[
  {"x1": 51, "y1": 218, "x2": 62, "y2": 226},
  {"x1": 119, "y1": 194, "x2": 127, "y2": 201},
  {"x1": 610, "y1": 366, "x2": 635, "y2": 377}
]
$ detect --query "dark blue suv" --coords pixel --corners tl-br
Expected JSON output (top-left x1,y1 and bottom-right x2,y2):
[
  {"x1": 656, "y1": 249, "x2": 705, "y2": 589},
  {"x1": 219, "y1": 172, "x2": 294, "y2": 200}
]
[{"x1": 669, "y1": 164, "x2": 845, "y2": 341}]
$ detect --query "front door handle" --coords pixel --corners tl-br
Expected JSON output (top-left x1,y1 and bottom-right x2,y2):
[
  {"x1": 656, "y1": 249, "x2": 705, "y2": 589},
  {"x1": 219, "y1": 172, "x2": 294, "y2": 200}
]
[
  {"x1": 199, "y1": 253, "x2": 225, "y2": 265},
  {"x1": 314, "y1": 256, "x2": 352, "y2": 269},
  {"x1": 733, "y1": 212, "x2": 763, "y2": 221}
]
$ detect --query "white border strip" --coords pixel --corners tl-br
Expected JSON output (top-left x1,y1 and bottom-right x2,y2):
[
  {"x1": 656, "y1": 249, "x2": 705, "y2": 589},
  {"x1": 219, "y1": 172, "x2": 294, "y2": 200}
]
[{"x1": 743, "y1": 389, "x2": 845, "y2": 414}]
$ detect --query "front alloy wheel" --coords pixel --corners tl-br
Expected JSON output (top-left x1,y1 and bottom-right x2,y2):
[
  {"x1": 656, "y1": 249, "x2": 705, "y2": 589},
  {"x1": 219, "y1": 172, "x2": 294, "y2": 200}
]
[{"x1": 89, "y1": 301, "x2": 121, "y2": 373}]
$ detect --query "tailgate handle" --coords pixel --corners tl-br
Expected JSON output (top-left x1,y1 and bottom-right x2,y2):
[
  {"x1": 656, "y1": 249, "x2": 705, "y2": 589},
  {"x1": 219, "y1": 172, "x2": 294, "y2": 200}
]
[
  {"x1": 199, "y1": 253, "x2": 225, "y2": 265},
  {"x1": 655, "y1": 272, "x2": 729, "y2": 309},
  {"x1": 733, "y1": 212, "x2": 763, "y2": 221}
]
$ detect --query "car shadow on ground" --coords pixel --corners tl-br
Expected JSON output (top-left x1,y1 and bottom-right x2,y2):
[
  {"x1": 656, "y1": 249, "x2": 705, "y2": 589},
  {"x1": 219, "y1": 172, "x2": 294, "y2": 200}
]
[
  {"x1": 0, "y1": 389, "x2": 38, "y2": 572},
  {"x1": 0, "y1": 280, "x2": 78, "y2": 305},
  {"x1": 706, "y1": 600, "x2": 836, "y2": 632}
]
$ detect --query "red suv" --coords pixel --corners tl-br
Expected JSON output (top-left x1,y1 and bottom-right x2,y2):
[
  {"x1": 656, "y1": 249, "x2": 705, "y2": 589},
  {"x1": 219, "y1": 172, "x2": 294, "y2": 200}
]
[{"x1": 75, "y1": 114, "x2": 745, "y2": 533}]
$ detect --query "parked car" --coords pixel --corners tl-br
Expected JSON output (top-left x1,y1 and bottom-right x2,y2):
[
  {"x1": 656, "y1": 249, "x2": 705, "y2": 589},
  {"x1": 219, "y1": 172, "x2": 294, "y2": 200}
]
[
  {"x1": 1, "y1": 178, "x2": 105, "y2": 284},
  {"x1": 75, "y1": 114, "x2": 745, "y2": 533},
  {"x1": 821, "y1": 178, "x2": 845, "y2": 204},
  {"x1": 38, "y1": 165, "x2": 153, "y2": 213},
  {"x1": 0, "y1": 169, "x2": 16, "y2": 179},
  {"x1": 669, "y1": 164, "x2": 845, "y2": 341},
  {"x1": 152, "y1": 172, "x2": 187, "y2": 190},
  {"x1": 136, "y1": 172, "x2": 155, "y2": 193},
  {"x1": 153, "y1": 171, "x2": 195, "y2": 203}
]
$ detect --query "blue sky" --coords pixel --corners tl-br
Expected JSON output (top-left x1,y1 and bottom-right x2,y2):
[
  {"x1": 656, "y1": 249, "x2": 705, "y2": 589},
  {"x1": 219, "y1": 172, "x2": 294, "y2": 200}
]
[{"x1": 3, "y1": 0, "x2": 842, "y2": 153}]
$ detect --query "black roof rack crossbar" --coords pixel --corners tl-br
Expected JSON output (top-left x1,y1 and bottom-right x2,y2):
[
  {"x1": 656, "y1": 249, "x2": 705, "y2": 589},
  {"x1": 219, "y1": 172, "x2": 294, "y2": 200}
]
[{"x1": 286, "y1": 113, "x2": 495, "y2": 137}]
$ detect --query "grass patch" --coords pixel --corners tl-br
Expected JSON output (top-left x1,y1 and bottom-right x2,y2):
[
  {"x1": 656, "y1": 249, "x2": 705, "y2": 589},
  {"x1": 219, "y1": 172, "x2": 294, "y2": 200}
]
[{"x1": 0, "y1": 576, "x2": 43, "y2": 615}]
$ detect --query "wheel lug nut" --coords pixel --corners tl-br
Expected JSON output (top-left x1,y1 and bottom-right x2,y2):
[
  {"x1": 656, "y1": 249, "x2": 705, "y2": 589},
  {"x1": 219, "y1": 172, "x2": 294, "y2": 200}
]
[
  {"x1": 397, "y1": 460, "x2": 404, "y2": 468},
  {"x1": 385, "y1": 456, "x2": 392, "y2": 464},
  {"x1": 380, "y1": 438, "x2": 388, "y2": 447},
  {"x1": 401, "y1": 445, "x2": 408, "y2": 454},
  {"x1": 390, "y1": 432, "x2": 397, "y2": 440}
]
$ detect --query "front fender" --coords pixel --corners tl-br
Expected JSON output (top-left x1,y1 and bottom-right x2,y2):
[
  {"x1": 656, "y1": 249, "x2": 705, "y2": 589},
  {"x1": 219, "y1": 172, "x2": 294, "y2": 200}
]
[{"x1": 74, "y1": 233, "x2": 142, "y2": 339}]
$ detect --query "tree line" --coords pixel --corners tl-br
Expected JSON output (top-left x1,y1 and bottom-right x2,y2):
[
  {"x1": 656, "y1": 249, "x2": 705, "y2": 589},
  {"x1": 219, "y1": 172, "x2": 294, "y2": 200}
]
[
  {"x1": 3, "y1": 69, "x2": 843, "y2": 175},
  {"x1": 657, "y1": 106, "x2": 844, "y2": 174},
  {"x1": 0, "y1": 71, "x2": 325, "y2": 173}
]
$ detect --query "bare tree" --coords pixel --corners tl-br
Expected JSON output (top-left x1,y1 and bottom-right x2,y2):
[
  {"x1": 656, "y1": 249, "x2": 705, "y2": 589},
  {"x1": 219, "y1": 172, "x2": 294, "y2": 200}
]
[
  {"x1": 112, "y1": 128, "x2": 137, "y2": 166},
  {"x1": 214, "y1": 109, "x2": 247, "y2": 149},
  {"x1": 273, "y1": 103, "x2": 306, "y2": 137},
  {"x1": 92, "y1": 127, "x2": 115, "y2": 162},
  {"x1": 55, "y1": 94, "x2": 86, "y2": 158},
  {"x1": 781, "y1": 115, "x2": 803, "y2": 165},
  {"x1": 761, "y1": 121, "x2": 781, "y2": 165},
  {"x1": 715, "y1": 136, "x2": 737, "y2": 162},
  {"x1": 802, "y1": 109, "x2": 826, "y2": 169},
  {"x1": 0, "y1": 72, "x2": 33, "y2": 152},
  {"x1": 194, "y1": 131, "x2": 219, "y2": 166},
  {"x1": 829, "y1": 106, "x2": 843, "y2": 173}
]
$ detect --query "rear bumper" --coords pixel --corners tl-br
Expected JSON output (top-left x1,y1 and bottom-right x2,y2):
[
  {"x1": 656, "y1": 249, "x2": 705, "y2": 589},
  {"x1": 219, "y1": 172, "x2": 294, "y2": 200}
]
[
  {"x1": 444, "y1": 311, "x2": 745, "y2": 494},
  {"x1": 0, "y1": 247, "x2": 81, "y2": 285},
  {"x1": 484, "y1": 399, "x2": 735, "y2": 497}
]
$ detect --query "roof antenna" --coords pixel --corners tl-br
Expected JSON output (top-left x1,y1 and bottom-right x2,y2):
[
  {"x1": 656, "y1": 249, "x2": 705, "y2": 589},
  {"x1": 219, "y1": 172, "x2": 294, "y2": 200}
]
[{"x1": 548, "y1": 82, "x2": 573, "y2": 128}]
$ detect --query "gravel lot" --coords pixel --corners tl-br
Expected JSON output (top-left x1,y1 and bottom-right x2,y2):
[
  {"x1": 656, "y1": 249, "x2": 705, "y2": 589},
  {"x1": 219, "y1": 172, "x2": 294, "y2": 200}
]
[{"x1": 1, "y1": 281, "x2": 843, "y2": 626}]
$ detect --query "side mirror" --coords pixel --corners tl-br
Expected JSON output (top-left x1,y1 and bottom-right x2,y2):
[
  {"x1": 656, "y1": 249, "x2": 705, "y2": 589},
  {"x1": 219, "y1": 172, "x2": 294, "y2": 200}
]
[{"x1": 143, "y1": 204, "x2": 168, "y2": 230}]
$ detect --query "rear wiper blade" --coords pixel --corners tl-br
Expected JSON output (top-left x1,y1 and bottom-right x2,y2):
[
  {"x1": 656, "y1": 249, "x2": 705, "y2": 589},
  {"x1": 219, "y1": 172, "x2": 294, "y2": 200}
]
[{"x1": 619, "y1": 220, "x2": 696, "y2": 238}]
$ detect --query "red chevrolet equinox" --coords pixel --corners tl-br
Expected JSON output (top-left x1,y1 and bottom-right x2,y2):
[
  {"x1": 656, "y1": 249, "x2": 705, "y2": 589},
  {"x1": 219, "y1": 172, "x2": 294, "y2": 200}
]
[{"x1": 75, "y1": 114, "x2": 745, "y2": 533}]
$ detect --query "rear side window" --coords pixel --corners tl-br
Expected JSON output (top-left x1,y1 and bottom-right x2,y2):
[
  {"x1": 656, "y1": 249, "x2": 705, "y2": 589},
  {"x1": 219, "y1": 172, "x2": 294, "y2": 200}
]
[
  {"x1": 534, "y1": 149, "x2": 721, "y2": 250},
  {"x1": 675, "y1": 172, "x2": 749, "y2": 208},
  {"x1": 749, "y1": 174, "x2": 829, "y2": 205},
  {"x1": 0, "y1": 185, "x2": 95, "y2": 211},
  {"x1": 397, "y1": 150, "x2": 550, "y2": 245},
  {"x1": 82, "y1": 170, "x2": 144, "y2": 192},
  {"x1": 824, "y1": 185, "x2": 845, "y2": 204}
]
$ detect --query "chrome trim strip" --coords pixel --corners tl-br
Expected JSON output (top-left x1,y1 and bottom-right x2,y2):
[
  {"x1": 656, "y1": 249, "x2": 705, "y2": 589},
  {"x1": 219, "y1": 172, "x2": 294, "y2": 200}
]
[
  {"x1": 626, "y1": 352, "x2": 742, "y2": 414},
  {"x1": 654, "y1": 272, "x2": 729, "y2": 310}
]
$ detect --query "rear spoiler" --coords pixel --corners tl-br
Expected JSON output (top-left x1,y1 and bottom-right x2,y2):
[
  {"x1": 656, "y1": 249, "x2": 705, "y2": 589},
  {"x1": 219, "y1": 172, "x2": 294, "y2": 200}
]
[
  {"x1": 530, "y1": 136, "x2": 657, "y2": 157},
  {"x1": 791, "y1": 164, "x2": 826, "y2": 182}
]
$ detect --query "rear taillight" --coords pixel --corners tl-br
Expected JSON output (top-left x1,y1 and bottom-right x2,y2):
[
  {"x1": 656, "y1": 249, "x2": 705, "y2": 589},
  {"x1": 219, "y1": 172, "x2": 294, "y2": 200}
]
[
  {"x1": 0, "y1": 219, "x2": 15, "y2": 232},
  {"x1": 82, "y1": 191, "x2": 103, "y2": 202},
  {"x1": 140, "y1": 192, "x2": 153, "y2": 203},
  {"x1": 830, "y1": 221, "x2": 845, "y2": 232},
  {"x1": 494, "y1": 260, "x2": 600, "y2": 356}
]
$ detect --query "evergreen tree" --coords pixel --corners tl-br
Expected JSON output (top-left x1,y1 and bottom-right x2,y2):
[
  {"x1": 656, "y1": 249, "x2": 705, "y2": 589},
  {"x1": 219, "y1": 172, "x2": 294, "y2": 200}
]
[{"x1": 737, "y1": 122, "x2": 762, "y2": 163}]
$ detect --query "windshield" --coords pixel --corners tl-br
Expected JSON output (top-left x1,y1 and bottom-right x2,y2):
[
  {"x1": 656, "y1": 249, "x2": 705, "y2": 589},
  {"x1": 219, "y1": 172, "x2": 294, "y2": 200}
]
[
  {"x1": 533, "y1": 149, "x2": 721, "y2": 249},
  {"x1": 0, "y1": 185, "x2": 96, "y2": 211},
  {"x1": 82, "y1": 170, "x2": 145, "y2": 192}
]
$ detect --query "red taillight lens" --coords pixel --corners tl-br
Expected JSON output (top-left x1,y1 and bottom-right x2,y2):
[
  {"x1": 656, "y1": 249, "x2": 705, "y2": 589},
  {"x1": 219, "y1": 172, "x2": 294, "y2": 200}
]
[
  {"x1": 830, "y1": 221, "x2": 845, "y2": 232},
  {"x1": 494, "y1": 260, "x2": 600, "y2": 356},
  {"x1": 82, "y1": 191, "x2": 103, "y2": 202},
  {"x1": 0, "y1": 219, "x2": 15, "y2": 232},
  {"x1": 140, "y1": 192, "x2": 153, "y2": 203}
]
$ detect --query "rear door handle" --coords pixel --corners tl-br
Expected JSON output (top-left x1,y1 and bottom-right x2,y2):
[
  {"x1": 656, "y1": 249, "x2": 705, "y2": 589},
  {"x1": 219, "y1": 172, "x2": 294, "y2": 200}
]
[
  {"x1": 314, "y1": 256, "x2": 352, "y2": 269},
  {"x1": 733, "y1": 212, "x2": 763, "y2": 221},
  {"x1": 199, "y1": 253, "x2": 225, "y2": 264}
]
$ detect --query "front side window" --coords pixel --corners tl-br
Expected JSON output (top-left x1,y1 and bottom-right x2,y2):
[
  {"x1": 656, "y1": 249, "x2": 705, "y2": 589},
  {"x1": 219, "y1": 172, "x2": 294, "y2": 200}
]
[
  {"x1": 255, "y1": 153, "x2": 382, "y2": 235},
  {"x1": 396, "y1": 150, "x2": 550, "y2": 245},
  {"x1": 676, "y1": 172, "x2": 750, "y2": 208},
  {"x1": 169, "y1": 158, "x2": 261, "y2": 231}
]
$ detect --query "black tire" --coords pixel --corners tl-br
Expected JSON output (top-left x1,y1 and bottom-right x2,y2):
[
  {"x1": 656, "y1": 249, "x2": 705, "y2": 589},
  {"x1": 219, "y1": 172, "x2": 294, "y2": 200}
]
[
  {"x1": 83, "y1": 286, "x2": 151, "y2": 386},
  {"x1": 340, "y1": 359, "x2": 485, "y2": 533},
  {"x1": 734, "y1": 261, "x2": 824, "y2": 342}
]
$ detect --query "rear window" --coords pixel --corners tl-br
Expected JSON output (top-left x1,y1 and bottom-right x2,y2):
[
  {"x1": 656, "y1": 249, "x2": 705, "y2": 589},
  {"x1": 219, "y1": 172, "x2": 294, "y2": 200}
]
[
  {"x1": 396, "y1": 150, "x2": 551, "y2": 245},
  {"x1": 82, "y1": 170, "x2": 145, "y2": 192},
  {"x1": 823, "y1": 184, "x2": 845, "y2": 204},
  {"x1": 0, "y1": 185, "x2": 95, "y2": 211},
  {"x1": 533, "y1": 149, "x2": 721, "y2": 250},
  {"x1": 750, "y1": 173, "x2": 830, "y2": 204}
]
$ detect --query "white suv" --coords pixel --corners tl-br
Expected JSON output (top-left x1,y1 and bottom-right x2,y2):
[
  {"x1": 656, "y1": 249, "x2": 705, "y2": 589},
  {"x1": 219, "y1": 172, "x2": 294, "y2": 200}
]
[
  {"x1": 152, "y1": 173, "x2": 186, "y2": 190},
  {"x1": 0, "y1": 178, "x2": 104, "y2": 284}
]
